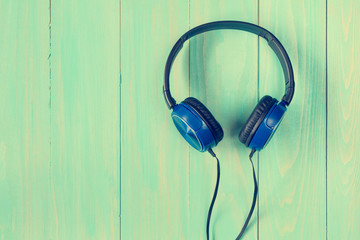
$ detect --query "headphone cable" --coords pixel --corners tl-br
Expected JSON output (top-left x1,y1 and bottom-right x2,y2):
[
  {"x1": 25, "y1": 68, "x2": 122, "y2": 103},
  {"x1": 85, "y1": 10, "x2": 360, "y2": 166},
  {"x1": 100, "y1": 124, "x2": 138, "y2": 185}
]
[
  {"x1": 207, "y1": 149, "x2": 220, "y2": 240},
  {"x1": 235, "y1": 149, "x2": 258, "y2": 239},
  {"x1": 206, "y1": 149, "x2": 258, "y2": 240}
]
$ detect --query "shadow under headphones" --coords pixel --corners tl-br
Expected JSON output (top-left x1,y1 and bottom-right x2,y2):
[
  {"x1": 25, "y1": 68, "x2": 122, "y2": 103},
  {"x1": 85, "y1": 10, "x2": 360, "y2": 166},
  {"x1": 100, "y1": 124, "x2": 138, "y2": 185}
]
[{"x1": 163, "y1": 21, "x2": 295, "y2": 152}]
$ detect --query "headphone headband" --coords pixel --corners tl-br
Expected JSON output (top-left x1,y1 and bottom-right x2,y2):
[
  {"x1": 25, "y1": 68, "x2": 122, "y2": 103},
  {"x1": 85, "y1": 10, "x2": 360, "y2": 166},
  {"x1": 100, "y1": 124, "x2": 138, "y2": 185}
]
[{"x1": 163, "y1": 21, "x2": 295, "y2": 109}]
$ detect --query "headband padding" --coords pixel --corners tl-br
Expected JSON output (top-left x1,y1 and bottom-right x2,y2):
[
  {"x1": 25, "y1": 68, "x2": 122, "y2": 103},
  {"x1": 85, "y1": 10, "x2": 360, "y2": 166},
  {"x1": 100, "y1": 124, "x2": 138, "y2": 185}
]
[
  {"x1": 239, "y1": 96, "x2": 277, "y2": 146},
  {"x1": 183, "y1": 97, "x2": 224, "y2": 144}
]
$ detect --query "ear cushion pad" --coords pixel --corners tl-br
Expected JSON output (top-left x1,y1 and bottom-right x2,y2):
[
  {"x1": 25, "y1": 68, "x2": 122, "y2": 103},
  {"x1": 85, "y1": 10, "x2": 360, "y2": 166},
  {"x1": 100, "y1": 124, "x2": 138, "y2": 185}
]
[
  {"x1": 183, "y1": 97, "x2": 224, "y2": 144},
  {"x1": 239, "y1": 95, "x2": 277, "y2": 146}
]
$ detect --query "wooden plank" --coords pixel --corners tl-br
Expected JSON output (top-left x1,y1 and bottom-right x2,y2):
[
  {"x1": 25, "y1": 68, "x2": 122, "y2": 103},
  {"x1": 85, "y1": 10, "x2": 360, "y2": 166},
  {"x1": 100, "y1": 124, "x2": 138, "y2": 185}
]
[
  {"x1": 120, "y1": 1, "x2": 190, "y2": 239},
  {"x1": 51, "y1": 0, "x2": 120, "y2": 238},
  {"x1": 258, "y1": 0, "x2": 326, "y2": 239},
  {"x1": 0, "y1": 1, "x2": 51, "y2": 239},
  {"x1": 328, "y1": 0, "x2": 360, "y2": 239},
  {"x1": 189, "y1": 2, "x2": 259, "y2": 239}
]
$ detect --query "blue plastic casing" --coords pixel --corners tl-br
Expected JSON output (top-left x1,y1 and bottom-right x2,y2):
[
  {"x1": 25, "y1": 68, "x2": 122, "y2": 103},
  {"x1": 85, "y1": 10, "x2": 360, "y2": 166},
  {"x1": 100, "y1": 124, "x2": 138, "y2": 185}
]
[
  {"x1": 171, "y1": 103, "x2": 216, "y2": 152},
  {"x1": 249, "y1": 100, "x2": 287, "y2": 151}
]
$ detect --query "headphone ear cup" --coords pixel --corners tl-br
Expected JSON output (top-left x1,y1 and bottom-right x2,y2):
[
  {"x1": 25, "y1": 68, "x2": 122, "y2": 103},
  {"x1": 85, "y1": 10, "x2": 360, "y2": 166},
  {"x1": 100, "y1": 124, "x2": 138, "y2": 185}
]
[
  {"x1": 183, "y1": 97, "x2": 224, "y2": 144},
  {"x1": 239, "y1": 95, "x2": 277, "y2": 146}
]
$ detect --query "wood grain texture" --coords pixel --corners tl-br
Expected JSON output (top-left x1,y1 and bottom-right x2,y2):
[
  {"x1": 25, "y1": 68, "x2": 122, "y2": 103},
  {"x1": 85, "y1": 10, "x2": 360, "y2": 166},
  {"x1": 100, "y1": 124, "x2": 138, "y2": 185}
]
[
  {"x1": 51, "y1": 0, "x2": 120, "y2": 239},
  {"x1": 0, "y1": 1, "x2": 51, "y2": 239},
  {"x1": 328, "y1": 0, "x2": 360, "y2": 239},
  {"x1": 189, "y1": 1, "x2": 259, "y2": 239},
  {"x1": 120, "y1": 0, "x2": 190, "y2": 239},
  {"x1": 259, "y1": 0, "x2": 326, "y2": 239},
  {"x1": 2, "y1": 0, "x2": 360, "y2": 239}
]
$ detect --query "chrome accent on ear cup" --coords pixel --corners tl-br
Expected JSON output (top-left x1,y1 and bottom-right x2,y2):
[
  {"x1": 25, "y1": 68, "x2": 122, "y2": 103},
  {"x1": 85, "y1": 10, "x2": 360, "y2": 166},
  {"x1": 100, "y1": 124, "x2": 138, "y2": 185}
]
[
  {"x1": 172, "y1": 115, "x2": 203, "y2": 151},
  {"x1": 171, "y1": 103, "x2": 216, "y2": 152}
]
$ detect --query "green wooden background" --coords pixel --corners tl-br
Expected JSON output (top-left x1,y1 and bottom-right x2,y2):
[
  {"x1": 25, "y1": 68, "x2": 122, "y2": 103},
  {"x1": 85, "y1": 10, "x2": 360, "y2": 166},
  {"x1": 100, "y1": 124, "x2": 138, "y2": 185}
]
[{"x1": 0, "y1": 0, "x2": 359, "y2": 239}]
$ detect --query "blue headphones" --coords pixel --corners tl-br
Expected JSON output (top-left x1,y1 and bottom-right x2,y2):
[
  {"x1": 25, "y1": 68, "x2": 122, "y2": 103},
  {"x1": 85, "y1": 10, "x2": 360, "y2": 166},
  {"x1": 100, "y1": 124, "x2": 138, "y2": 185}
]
[{"x1": 163, "y1": 21, "x2": 295, "y2": 152}]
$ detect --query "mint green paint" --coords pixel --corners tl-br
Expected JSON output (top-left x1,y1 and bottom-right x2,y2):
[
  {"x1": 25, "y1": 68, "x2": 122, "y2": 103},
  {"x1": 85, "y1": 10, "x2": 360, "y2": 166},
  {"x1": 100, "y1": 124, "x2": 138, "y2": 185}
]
[
  {"x1": 189, "y1": 1, "x2": 259, "y2": 239},
  {"x1": 0, "y1": 1, "x2": 51, "y2": 239},
  {"x1": 328, "y1": 0, "x2": 360, "y2": 239},
  {"x1": 120, "y1": 0, "x2": 190, "y2": 239},
  {"x1": 0, "y1": 0, "x2": 360, "y2": 239},
  {"x1": 50, "y1": 0, "x2": 120, "y2": 239},
  {"x1": 259, "y1": 1, "x2": 326, "y2": 239},
  {"x1": 0, "y1": 0, "x2": 119, "y2": 239}
]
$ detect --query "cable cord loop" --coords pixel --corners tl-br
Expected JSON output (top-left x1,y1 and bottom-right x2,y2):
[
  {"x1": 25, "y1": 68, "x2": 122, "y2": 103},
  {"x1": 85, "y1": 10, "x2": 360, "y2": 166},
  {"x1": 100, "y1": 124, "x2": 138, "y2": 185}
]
[{"x1": 206, "y1": 149, "x2": 258, "y2": 240}]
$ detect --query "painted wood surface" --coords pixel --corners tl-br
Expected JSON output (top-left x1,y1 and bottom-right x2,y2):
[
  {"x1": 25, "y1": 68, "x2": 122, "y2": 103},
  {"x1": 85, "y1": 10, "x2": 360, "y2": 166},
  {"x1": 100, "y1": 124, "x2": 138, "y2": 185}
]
[
  {"x1": 258, "y1": 1, "x2": 327, "y2": 239},
  {"x1": 120, "y1": 1, "x2": 190, "y2": 239},
  {"x1": 188, "y1": 1, "x2": 259, "y2": 239},
  {"x1": 0, "y1": 1, "x2": 50, "y2": 239},
  {"x1": 51, "y1": 0, "x2": 120, "y2": 239},
  {"x1": 1, "y1": 0, "x2": 360, "y2": 239},
  {"x1": 328, "y1": 0, "x2": 360, "y2": 239},
  {"x1": 0, "y1": 0, "x2": 120, "y2": 239}
]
